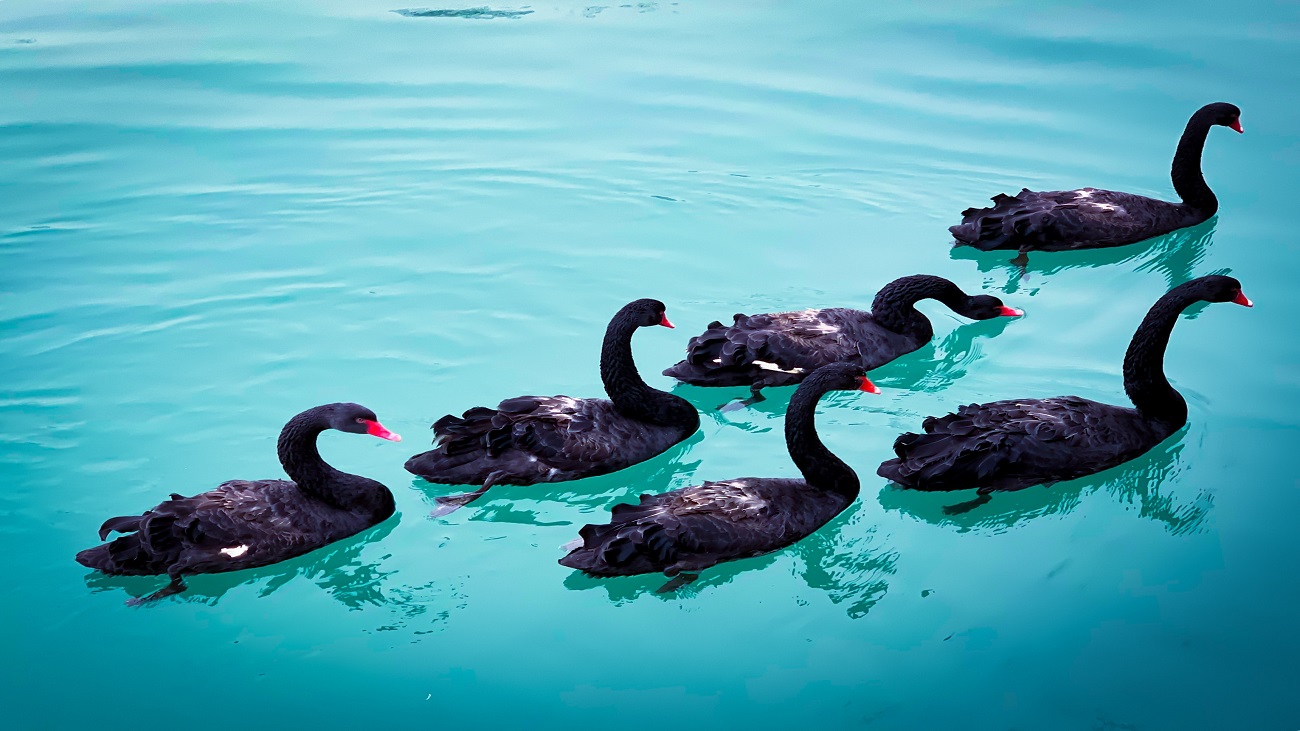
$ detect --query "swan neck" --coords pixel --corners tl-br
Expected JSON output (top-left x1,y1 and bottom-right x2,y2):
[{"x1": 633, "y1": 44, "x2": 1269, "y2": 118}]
[
  {"x1": 871, "y1": 275, "x2": 962, "y2": 335},
  {"x1": 1123, "y1": 291, "x2": 1190, "y2": 425},
  {"x1": 1171, "y1": 114, "x2": 1217, "y2": 215},
  {"x1": 277, "y1": 409, "x2": 348, "y2": 501},
  {"x1": 785, "y1": 381, "x2": 859, "y2": 497},
  {"x1": 600, "y1": 317, "x2": 698, "y2": 431}
]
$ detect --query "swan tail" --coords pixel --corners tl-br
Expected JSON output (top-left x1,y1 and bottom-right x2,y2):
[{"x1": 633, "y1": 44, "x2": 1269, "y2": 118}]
[
  {"x1": 662, "y1": 316, "x2": 761, "y2": 386},
  {"x1": 403, "y1": 449, "x2": 500, "y2": 484},
  {"x1": 876, "y1": 431, "x2": 961, "y2": 489},
  {"x1": 558, "y1": 497, "x2": 679, "y2": 576},
  {"x1": 951, "y1": 189, "x2": 1056, "y2": 251},
  {"x1": 878, "y1": 416, "x2": 1011, "y2": 491},
  {"x1": 76, "y1": 512, "x2": 179, "y2": 576},
  {"x1": 429, "y1": 406, "x2": 511, "y2": 457},
  {"x1": 407, "y1": 402, "x2": 528, "y2": 478},
  {"x1": 75, "y1": 543, "x2": 118, "y2": 572}
]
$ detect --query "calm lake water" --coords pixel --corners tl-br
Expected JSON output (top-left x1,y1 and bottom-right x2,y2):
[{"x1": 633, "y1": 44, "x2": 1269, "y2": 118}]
[{"x1": 3, "y1": 1, "x2": 1298, "y2": 728}]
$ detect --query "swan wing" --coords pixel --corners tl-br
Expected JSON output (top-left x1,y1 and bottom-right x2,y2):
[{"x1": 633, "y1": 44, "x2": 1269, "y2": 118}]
[
  {"x1": 879, "y1": 396, "x2": 1119, "y2": 490},
  {"x1": 951, "y1": 188, "x2": 1174, "y2": 251},
  {"x1": 679, "y1": 309, "x2": 863, "y2": 375}
]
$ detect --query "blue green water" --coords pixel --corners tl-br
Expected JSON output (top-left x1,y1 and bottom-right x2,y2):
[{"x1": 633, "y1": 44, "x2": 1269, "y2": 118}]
[{"x1": 3, "y1": 1, "x2": 1298, "y2": 728}]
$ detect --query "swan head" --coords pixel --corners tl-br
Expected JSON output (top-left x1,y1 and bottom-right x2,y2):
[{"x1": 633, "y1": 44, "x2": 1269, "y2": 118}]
[
  {"x1": 621, "y1": 298, "x2": 675, "y2": 329},
  {"x1": 960, "y1": 294, "x2": 1024, "y2": 320},
  {"x1": 1201, "y1": 102, "x2": 1243, "y2": 133},
  {"x1": 1188, "y1": 274, "x2": 1251, "y2": 308},
  {"x1": 805, "y1": 362, "x2": 880, "y2": 395},
  {"x1": 325, "y1": 402, "x2": 402, "y2": 442}
]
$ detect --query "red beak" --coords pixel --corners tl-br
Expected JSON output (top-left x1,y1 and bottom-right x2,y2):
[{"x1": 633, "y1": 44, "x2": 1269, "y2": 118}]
[
  {"x1": 997, "y1": 306, "x2": 1024, "y2": 317},
  {"x1": 856, "y1": 376, "x2": 881, "y2": 394},
  {"x1": 1232, "y1": 290, "x2": 1253, "y2": 307},
  {"x1": 363, "y1": 419, "x2": 402, "y2": 442},
  {"x1": 1229, "y1": 118, "x2": 1243, "y2": 133},
  {"x1": 659, "y1": 314, "x2": 675, "y2": 328}
]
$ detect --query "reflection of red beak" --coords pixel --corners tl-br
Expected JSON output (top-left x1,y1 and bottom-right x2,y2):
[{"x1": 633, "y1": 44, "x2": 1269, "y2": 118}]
[
  {"x1": 363, "y1": 420, "x2": 402, "y2": 442},
  {"x1": 997, "y1": 306, "x2": 1024, "y2": 317},
  {"x1": 856, "y1": 376, "x2": 881, "y2": 394},
  {"x1": 1232, "y1": 290, "x2": 1253, "y2": 307},
  {"x1": 659, "y1": 314, "x2": 675, "y2": 328},
  {"x1": 1229, "y1": 118, "x2": 1244, "y2": 133}
]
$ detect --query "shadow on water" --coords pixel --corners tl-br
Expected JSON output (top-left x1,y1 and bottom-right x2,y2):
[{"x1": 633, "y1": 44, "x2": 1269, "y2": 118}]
[
  {"x1": 876, "y1": 432, "x2": 1212, "y2": 535},
  {"x1": 948, "y1": 217, "x2": 1217, "y2": 294},
  {"x1": 560, "y1": 500, "x2": 900, "y2": 618},
  {"x1": 406, "y1": 430, "x2": 706, "y2": 523},
  {"x1": 82, "y1": 519, "x2": 408, "y2": 608}
]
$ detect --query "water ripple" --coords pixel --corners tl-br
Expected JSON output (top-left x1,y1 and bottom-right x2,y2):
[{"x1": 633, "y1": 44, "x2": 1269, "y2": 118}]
[{"x1": 394, "y1": 7, "x2": 535, "y2": 20}]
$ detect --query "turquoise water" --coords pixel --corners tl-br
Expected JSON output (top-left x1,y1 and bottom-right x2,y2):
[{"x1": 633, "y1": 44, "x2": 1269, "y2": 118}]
[{"x1": 3, "y1": 1, "x2": 1298, "y2": 727}]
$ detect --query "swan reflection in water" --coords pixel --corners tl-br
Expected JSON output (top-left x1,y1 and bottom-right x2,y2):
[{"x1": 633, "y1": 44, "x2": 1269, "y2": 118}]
[
  {"x1": 870, "y1": 313, "x2": 1018, "y2": 394},
  {"x1": 561, "y1": 500, "x2": 899, "y2": 619},
  {"x1": 877, "y1": 433, "x2": 1211, "y2": 536},
  {"x1": 949, "y1": 216, "x2": 1216, "y2": 294}
]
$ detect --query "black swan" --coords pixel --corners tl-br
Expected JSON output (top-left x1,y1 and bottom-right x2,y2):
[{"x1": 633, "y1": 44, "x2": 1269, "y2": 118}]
[
  {"x1": 406, "y1": 298, "x2": 700, "y2": 516},
  {"x1": 877, "y1": 275, "x2": 1251, "y2": 514},
  {"x1": 662, "y1": 275, "x2": 1021, "y2": 407},
  {"x1": 559, "y1": 362, "x2": 876, "y2": 592},
  {"x1": 950, "y1": 102, "x2": 1242, "y2": 267},
  {"x1": 76, "y1": 403, "x2": 401, "y2": 604}
]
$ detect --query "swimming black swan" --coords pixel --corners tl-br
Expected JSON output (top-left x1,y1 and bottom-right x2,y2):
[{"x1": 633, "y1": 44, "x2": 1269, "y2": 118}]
[
  {"x1": 76, "y1": 403, "x2": 401, "y2": 604},
  {"x1": 950, "y1": 102, "x2": 1242, "y2": 267},
  {"x1": 662, "y1": 275, "x2": 1021, "y2": 407},
  {"x1": 406, "y1": 298, "x2": 700, "y2": 517},
  {"x1": 877, "y1": 275, "x2": 1251, "y2": 514},
  {"x1": 559, "y1": 362, "x2": 876, "y2": 592}
]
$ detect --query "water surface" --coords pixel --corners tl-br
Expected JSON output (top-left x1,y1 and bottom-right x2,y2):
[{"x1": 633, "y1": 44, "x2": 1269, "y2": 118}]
[{"x1": 2, "y1": 1, "x2": 1298, "y2": 728}]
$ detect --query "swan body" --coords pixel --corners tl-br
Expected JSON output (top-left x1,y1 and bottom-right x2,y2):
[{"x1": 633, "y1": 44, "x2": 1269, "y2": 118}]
[
  {"x1": 879, "y1": 396, "x2": 1171, "y2": 493},
  {"x1": 560, "y1": 362, "x2": 874, "y2": 590},
  {"x1": 951, "y1": 102, "x2": 1242, "y2": 254},
  {"x1": 76, "y1": 403, "x2": 401, "y2": 603},
  {"x1": 663, "y1": 275, "x2": 1020, "y2": 400},
  {"x1": 411, "y1": 396, "x2": 693, "y2": 486},
  {"x1": 406, "y1": 299, "x2": 700, "y2": 515},
  {"x1": 878, "y1": 275, "x2": 1251, "y2": 508}
]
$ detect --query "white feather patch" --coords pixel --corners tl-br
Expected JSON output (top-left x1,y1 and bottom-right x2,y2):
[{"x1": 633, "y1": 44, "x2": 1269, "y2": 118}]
[
  {"x1": 753, "y1": 360, "x2": 806, "y2": 374},
  {"x1": 219, "y1": 545, "x2": 249, "y2": 558}
]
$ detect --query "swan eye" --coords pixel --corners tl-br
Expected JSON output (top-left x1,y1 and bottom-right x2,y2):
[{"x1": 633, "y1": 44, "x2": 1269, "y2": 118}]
[{"x1": 356, "y1": 418, "x2": 366, "y2": 424}]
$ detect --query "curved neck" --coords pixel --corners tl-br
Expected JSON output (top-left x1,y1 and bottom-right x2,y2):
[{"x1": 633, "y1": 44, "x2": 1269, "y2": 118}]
[
  {"x1": 1122, "y1": 290, "x2": 1192, "y2": 425},
  {"x1": 871, "y1": 275, "x2": 967, "y2": 334},
  {"x1": 1171, "y1": 112, "x2": 1218, "y2": 214},
  {"x1": 784, "y1": 382, "x2": 859, "y2": 497},
  {"x1": 277, "y1": 409, "x2": 350, "y2": 503},
  {"x1": 600, "y1": 318, "x2": 699, "y2": 430}
]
